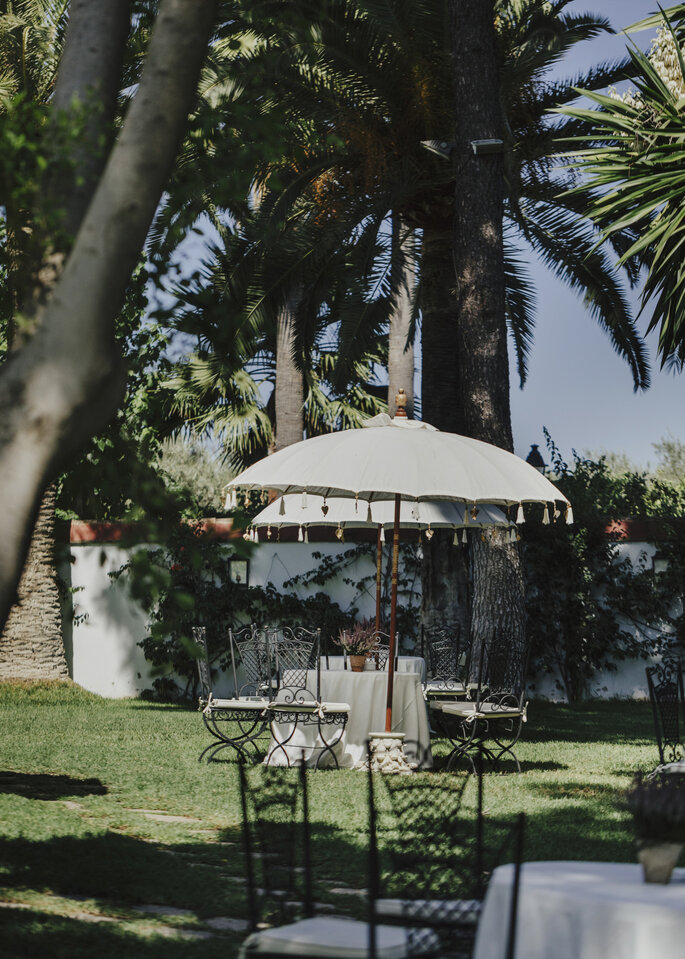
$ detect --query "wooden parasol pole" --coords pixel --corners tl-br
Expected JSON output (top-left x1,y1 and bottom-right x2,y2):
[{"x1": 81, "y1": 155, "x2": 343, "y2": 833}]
[{"x1": 375, "y1": 524, "x2": 382, "y2": 633}]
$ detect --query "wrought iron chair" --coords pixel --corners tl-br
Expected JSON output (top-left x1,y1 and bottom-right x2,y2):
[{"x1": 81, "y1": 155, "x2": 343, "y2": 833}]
[
  {"x1": 366, "y1": 630, "x2": 398, "y2": 671},
  {"x1": 429, "y1": 632, "x2": 528, "y2": 773},
  {"x1": 646, "y1": 661, "x2": 685, "y2": 772},
  {"x1": 194, "y1": 625, "x2": 271, "y2": 764},
  {"x1": 238, "y1": 758, "x2": 434, "y2": 959},
  {"x1": 267, "y1": 627, "x2": 350, "y2": 769},
  {"x1": 421, "y1": 623, "x2": 469, "y2": 700},
  {"x1": 367, "y1": 742, "x2": 526, "y2": 959}
]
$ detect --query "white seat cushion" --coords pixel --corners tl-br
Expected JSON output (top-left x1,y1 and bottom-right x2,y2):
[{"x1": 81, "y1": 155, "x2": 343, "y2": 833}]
[
  {"x1": 239, "y1": 916, "x2": 440, "y2": 958},
  {"x1": 270, "y1": 700, "x2": 319, "y2": 712},
  {"x1": 439, "y1": 702, "x2": 524, "y2": 720},
  {"x1": 376, "y1": 897, "x2": 481, "y2": 925},
  {"x1": 320, "y1": 702, "x2": 351, "y2": 713},
  {"x1": 207, "y1": 697, "x2": 269, "y2": 710}
]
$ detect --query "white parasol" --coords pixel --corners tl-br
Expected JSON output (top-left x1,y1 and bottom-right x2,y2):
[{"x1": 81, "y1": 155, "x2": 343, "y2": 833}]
[{"x1": 225, "y1": 403, "x2": 571, "y2": 733}]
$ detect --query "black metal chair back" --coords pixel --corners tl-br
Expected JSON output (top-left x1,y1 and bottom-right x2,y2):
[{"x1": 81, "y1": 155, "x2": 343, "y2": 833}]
[
  {"x1": 270, "y1": 626, "x2": 321, "y2": 703},
  {"x1": 367, "y1": 742, "x2": 482, "y2": 958},
  {"x1": 192, "y1": 626, "x2": 212, "y2": 702},
  {"x1": 367, "y1": 630, "x2": 397, "y2": 671},
  {"x1": 239, "y1": 758, "x2": 313, "y2": 932},
  {"x1": 473, "y1": 630, "x2": 528, "y2": 711},
  {"x1": 422, "y1": 623, "x2": 465, "y2": 692},
  {"x1": 646, "y1": 661, "x2": 685, "y2": 765},
  {"x1": 229, "y1": 624, "x2": 272, "y2": 699}
]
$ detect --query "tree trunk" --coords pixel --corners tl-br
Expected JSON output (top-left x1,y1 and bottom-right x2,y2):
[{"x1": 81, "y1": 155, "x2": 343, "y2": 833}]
[
  {"x1": 451, "y1": 0, "x2": 525, "y2": 662},
  {"x1": 420, "y1": 225, "x2": 469, "y2": 632},
  {"x1": 0, "y1": 484, "x2": 67, "y2": 679},
  {"x1": 388, "y1": 215, "x2": 415, "y2": 417},
  {"x1": 0, "y1": 0, "x2": 217, "y2": 636},
  {"x1": 274, "y1": 291, "x2": 305, "y2": 451}
]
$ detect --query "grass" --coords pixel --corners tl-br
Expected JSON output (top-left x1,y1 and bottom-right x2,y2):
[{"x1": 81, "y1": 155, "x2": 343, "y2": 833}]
[{"x1": 0, "y1": 680, "x2": 658, "y2": 958}]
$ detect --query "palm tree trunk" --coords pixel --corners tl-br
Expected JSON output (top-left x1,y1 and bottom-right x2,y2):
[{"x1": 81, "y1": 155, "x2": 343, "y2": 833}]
[
  {"x1": 451, "y1": 0, "x2": 525, "y2": 665},
  {"x1": 388, "y1": 215, "x2": 415, "y2": 416},
  {"x1": 420, "y1": 224, "x2": 469, "y2": 632},
  {"x1": 274, "y1": 291, "x2": 304, "y2": 451},
  {"x1": 0, "y1": 483, "x2": 67, "y2": 679}
]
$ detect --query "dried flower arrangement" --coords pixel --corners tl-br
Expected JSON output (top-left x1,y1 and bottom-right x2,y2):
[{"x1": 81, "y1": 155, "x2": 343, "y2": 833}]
[
  {"x1": 334, "y1": 619, "x2": 379, "y2": 656},
  {"x1": 627, "y1": 772, "x2": 685, "y2": 843}
]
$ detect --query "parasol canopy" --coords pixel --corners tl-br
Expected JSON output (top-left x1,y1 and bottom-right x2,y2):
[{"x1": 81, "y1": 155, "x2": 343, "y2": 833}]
[{"x1": 225, "y1": 413, "x2": 570, "y2": 515}]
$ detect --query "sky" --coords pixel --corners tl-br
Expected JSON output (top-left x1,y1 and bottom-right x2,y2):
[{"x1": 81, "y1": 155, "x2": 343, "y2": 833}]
[{"x1": 508, "y1": 0, "x2": 684, "y2": 470}]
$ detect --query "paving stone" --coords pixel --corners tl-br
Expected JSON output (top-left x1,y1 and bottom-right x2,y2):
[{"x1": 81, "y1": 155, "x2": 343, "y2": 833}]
[
  {"x1": 135, "y1": 904, "x2": 195, "y2": 917},
  {"x1": 205, "y1": 916, "x2": 250, "y2": 932}
]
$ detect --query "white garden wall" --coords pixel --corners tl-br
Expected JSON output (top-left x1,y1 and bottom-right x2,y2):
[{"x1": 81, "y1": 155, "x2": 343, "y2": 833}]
[{"x1": 65, "y1": 529, "x2": 665, "y2": 701}]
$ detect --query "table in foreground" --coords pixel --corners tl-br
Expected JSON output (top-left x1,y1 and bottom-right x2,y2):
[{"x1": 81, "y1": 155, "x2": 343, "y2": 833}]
[
  {"x1": 267, "y1": 656, "x2": 432, "y2": 769},
  {"x1": 474, "y1": 860, "x2": 685, "y2": 959}
]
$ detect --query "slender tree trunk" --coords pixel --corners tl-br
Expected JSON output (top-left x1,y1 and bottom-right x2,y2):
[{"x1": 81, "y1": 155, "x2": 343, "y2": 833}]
[
  {"x1": 274, "y1": 290, "x2": 304, "y2": 451},
  {"x1": 388, "y1": 215, "x2": 415, "y2": 417},
  {"x1": 0, "y1": 485, "x2": 67, "y2": 679},
  {"x1": 0, "y1": 0, "x2": 217, "y2": 635},
  {"x1": 451, "y1": 0, "x2": 525, "y2": 664}
]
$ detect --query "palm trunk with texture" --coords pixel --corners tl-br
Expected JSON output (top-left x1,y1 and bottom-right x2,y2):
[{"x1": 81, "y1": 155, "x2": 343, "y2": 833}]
[
  {"x1": 0, "y1": 484, "x2": 67, "y2": 679},
  {"x1": 451, "y1": 0, "x2": 526, "y2": 664},
  {"x1": 420, "y1": 226, "x2": 470, "y2": 632},
  {"x1": 274, "y1": 293, "x2": 305, "y2": 451},
  {"x1": 388, "y1": 215, "x2": 415, "y2": 417}
]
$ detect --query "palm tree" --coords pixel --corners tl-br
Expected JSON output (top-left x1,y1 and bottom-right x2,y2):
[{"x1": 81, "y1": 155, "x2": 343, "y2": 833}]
[
  {"x1": 0, "y1": 0, "x2": 69, "y2": 681},
  {"x1": 561, "y1": 8, "x2": 685, "y2": 369}
]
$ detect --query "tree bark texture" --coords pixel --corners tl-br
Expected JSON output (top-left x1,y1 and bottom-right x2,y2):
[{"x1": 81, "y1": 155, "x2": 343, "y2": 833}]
[
  {"x1": 0, "y1": 2, "x2": 132, "y2": 680},
  {"x1": 0, "y1": 485, "x2": 67, "y2": 679},
  {"x1": 388, "y1": 216, "x2": 415, "y2": 417},
  {"x1": 0, "y1": 0, "x2": 217, "y2": 636},
  {"x1": 274, "y1": 291, "x2": 305, "y2": 451},
  {"x1": 450, "y1": 0, "x2": 525, "y2": 664}
]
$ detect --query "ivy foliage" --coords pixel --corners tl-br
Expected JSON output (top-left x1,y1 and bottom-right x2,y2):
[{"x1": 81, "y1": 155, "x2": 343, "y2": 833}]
[{"x1": 524, "y1": 432, "x2": 685, "y2": 702}]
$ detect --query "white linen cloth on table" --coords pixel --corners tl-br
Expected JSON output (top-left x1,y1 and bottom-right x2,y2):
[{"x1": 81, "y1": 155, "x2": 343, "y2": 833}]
[
  {"x1": 474, "y1": 860, "x2": 685, "y2": 959},
  {"x1": 323, "y1": 655, "x2": 427, "y2": 682},
  {"x1": 267, "y1": 658, "x2": 432, "y2": 769}
]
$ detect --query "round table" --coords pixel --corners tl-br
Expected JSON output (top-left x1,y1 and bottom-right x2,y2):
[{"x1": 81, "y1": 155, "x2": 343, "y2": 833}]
[
  {"x1": 474, "y1": 860, "x2": 685, "y2": 959},
  {"x1": 267, "y1": 656, "x2": 432, "y2": 769}
]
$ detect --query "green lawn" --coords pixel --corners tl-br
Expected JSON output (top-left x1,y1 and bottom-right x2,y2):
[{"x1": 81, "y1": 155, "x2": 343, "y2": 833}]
[{"x1": 0, "y1": 681, "x2": 658, "y2": 958}]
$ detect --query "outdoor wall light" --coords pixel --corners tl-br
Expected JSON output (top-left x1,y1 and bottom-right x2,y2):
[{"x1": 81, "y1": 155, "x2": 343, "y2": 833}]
[
  {"x1": 420, "y1": 139, "x2": 457, "y2": 159},
  {"x1": 652, "y1": 552, "x2": 669, "y2": 576},
  {"x1": 525, "y1": 444, "x2": 547, "y2": 474}
]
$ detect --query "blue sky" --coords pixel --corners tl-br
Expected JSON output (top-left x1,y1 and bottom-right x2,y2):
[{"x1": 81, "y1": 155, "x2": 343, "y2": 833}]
[{"x1": 509, "y1": 1, "x2": 684, "y2": 469}]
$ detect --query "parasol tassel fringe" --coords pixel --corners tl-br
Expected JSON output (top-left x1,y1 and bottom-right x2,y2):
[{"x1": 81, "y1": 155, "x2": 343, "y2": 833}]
[
  {"x1": 516, "y1": 503, "x2": 525, "y2": 524},
  {"x1": 304, "y1": 527, "x2": 309, "y2": 543},
  {"x1": 380, "y1": 526, "x2": 385, "y2": 543},
  {"x1": 367, "y1": 502, "x2": 373, "y2": 523},
  {"x1": 279, "y1": 497, "x2": 286, "y2": 516},
  {"x1": 302, "y1": 490, "x2": 308, "y2": 508},
  {"x1": 298, "y1": 525, "x2": 304, "y2": 542},
  {"x1": 461, "y1": 528, "x2": 468, "y2": 544},
  {"x1": 542, "y1": 505, "x2": 550, "y2": 525},
  {"x1": 566, "y1": 505, "x2": 574, "y2": 525}
]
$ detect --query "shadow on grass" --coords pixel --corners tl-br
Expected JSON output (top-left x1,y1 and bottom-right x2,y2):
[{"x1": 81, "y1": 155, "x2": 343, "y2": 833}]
[
  {"x1": 0, "y1": 909, "x2": 236, "y2": 959},
  {"x1": 0, "y1": 771, "x2": 107, "y2": 800}
]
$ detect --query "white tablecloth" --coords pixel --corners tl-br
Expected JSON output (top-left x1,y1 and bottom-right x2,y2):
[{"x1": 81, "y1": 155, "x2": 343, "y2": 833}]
[
  {"x1": 474, "y1": 860, "x2": 685, "y2": 959},
  {"x1": 268, "y1": 657, "x2": 432, "y2": 769},
  {"x1": 323, "y1": 655, "x2": 426, "y2": 681}
]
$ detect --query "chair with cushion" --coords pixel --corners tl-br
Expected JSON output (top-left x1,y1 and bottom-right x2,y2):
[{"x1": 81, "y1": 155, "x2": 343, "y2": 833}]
[
  {"x1": 267, "y1": 626, "x2": 350, "y2": 769},
  {"x1": 238, "y1": 758, "x2": 439, "y2": 959},
  {"x1": 194, "y1": 625, "x2": 272, "y2": 764},
  {"x1": 421, "y1": 623, "x2": 468, "y2": 700},
  {"x1": 429, "y1": 632, "x2": 528, "y2": 773},
  {"x1": 646, "y1": 661, "x2": 685, "y2": 773},
  {"x1": 367, "y1": 742, "x2": 526, "y2": 959}
]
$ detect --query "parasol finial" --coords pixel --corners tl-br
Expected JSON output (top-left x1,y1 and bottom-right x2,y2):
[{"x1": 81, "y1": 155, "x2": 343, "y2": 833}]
[{"x1": 394, "y1": 388, "x2": 408, "y2": 418}]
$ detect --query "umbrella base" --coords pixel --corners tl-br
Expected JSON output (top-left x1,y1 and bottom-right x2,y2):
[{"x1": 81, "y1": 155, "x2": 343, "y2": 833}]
[{"x1": 368, "y1": 731, "x2": 414, "y2": 775}]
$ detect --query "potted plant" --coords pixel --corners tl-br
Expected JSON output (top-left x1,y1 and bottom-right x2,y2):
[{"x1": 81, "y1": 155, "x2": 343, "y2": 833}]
[
  {"x1": 335, "y1": 619, "x2": 378, "y2": 672},
  {"x1": 627, "y1": 772, "x2": 685, "y2": 882}
]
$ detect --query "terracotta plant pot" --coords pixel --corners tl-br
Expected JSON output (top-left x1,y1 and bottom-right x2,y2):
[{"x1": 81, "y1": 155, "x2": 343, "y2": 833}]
[
  {"x1": 349, "y1": 654, "x2": 367, "y2": 672},
  {"x1": 636, "y1": 839, "x2": 684, "y2": 883}
]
